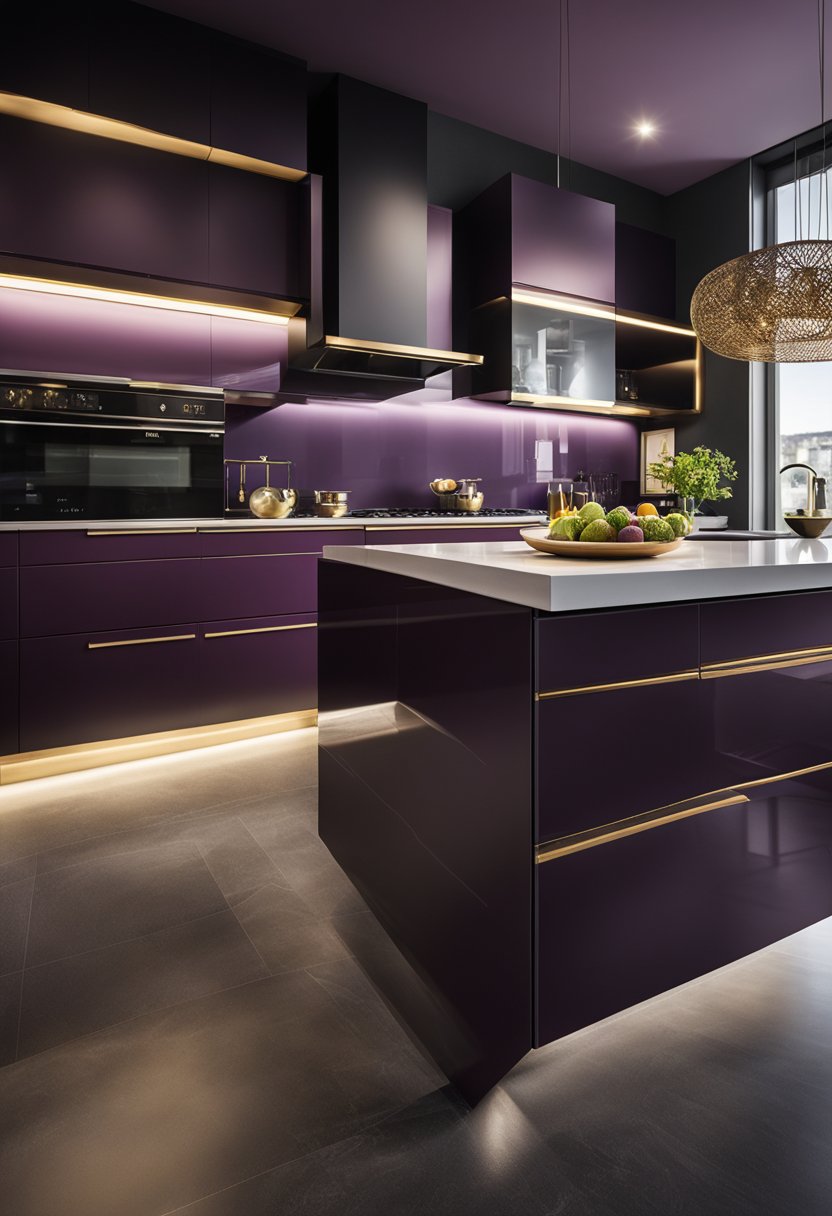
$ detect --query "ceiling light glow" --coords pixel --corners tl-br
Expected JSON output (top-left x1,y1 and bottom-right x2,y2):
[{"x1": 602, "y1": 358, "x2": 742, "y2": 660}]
[{"x1": 635, "y1": 120, "x2": 657, "y2": 139}]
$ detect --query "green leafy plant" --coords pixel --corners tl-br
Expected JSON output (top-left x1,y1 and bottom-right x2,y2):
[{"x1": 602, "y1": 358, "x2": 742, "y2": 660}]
[{"x1": 647, "y1": 445, "x2": 737, "y2": 516}]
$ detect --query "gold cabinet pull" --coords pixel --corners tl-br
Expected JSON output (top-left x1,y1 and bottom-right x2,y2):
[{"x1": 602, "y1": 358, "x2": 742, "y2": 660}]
[
  {"x1": 204, "y1": 622, "x2": 317, "y2": 639},
  {"x1": 702, "y1": 642, "x2": 832, "y2": 679},
  {"x1": 86, "y1": 528, "x2": 199, "y2": 536},
  {"x1": 537, "y1": 669, "x2": 699, "y2": 700},
  {"x1": 536, "y1": 791, "x2": 750, "y2": 863},
  {"x1": 87, "y1": 633, "x2": 196, "y2": 649}
]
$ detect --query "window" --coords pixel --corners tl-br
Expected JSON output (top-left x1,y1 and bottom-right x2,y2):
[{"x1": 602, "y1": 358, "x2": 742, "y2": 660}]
[{"x1": 772, "y1": 172, "x2": 832, "y2": 514}]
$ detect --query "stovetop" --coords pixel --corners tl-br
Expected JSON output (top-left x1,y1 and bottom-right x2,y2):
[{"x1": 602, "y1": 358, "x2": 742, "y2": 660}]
[{"x1": 348, "y1": 508, "x2": 545, "y2": 519}]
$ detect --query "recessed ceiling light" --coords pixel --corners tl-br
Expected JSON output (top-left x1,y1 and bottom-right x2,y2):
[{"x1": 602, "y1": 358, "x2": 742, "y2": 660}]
[{"x1": 635, "y1": 120, "x2": 657, "y2": 139}]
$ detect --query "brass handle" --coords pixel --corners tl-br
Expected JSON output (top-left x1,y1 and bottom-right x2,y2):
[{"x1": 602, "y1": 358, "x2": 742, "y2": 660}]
[
  {"x1": 536, "y1": 791, "x2": 750, "y2": 864},
  {"x1": 200, "y1": 527, "x2": 364, "y2": 534},
  {"x1": 204, "y1": 623, "x2": 317, "y2": 639},
  {"x1": 702, "y1": 642, "x2": 832, "y2": 679},
  {"x1": 87, "y1": 633, "x2": 197, "y2": 650},
  {"x1": 365, "y1": 522, "x2": 525, "y2": 531},
  {"x1": 537, "y1": 669, "x2": 699, "y2": 700},
  {"x1": 86, "y1": 528, "x2": 198, "y2": 536}
]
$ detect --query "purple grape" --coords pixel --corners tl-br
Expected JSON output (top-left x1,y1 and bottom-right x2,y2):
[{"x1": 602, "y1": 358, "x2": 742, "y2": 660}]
[{"x1": 617, "y1": 525, "x2": 645, "y2": 543}]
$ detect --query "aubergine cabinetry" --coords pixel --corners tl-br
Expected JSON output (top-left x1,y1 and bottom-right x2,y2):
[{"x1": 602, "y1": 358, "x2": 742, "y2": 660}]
[{"x1": 318, "y1": 549, "x2": 832, "y2": 1102}]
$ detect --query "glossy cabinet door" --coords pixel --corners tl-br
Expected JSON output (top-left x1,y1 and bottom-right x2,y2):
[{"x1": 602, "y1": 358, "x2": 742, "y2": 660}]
[
  {"x1": 1, "y1": 10, "x2": 90, "y2": 108},
  {"x1": 209, "y1": 37, "x2": 307, "y2": 171},
  {"x1": 0, "y1": 640, "x2": 18, "y2": 755},
  {"x1": 208, "y1": 169, "x2": 304, "y2": 298},
  {"x1": 20, "y1": 529, "x2": 203, "y2": 566},
  {"x1": 198, "y1": 613, "x2": 317, "y2": 723},
  {"x1": 19, "y1": 624, "x2": 204, "y2": 750},
  {"x1": 536, "y1": 779, "x2": 832, "y2": 1046},
  {"x1": 87, "y1": 2, "x2": 211, "y2": 143},
  {"x1": 363, "y1": 526, "x2": 532, "y2": 545}
]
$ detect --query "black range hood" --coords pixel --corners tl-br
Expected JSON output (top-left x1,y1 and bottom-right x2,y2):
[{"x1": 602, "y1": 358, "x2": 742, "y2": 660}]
[{"x1": 285, "y1": 76, "x2": 481, "y2": 400}]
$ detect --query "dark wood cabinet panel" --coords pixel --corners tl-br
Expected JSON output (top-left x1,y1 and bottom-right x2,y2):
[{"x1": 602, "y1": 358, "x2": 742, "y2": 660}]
[
  {"x1": 87, "y1": 2, "x2": 211, "y2": 143},
  {"x1": 209, "y1": 37, "x2": 307, "y2": 171}
]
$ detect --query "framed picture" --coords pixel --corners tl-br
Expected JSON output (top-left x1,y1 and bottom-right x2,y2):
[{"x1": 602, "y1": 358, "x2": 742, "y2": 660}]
[{"x1": 641, "y1": 428, "x2": 675, "y2": 495}]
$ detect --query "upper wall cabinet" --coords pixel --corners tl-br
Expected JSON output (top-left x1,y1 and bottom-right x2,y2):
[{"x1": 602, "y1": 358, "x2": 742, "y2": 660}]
[
  {"x1": 453, "y1": 175, "x2": 620, "y2": 414},
  {"x1": 87, "y1": 3, "x2": 212, "y2": 145},
  {"x1": 2, "y1": 11, "x2": 91, "y2": 109},
  {"x1": 208, "y1": 36, "x2": 307, "y2": 172}
]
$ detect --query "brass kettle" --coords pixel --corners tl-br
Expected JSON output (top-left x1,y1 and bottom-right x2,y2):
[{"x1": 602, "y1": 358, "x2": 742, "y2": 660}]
[{"x1": 249, "y1": 456, "x2": 297, "y2": 519}]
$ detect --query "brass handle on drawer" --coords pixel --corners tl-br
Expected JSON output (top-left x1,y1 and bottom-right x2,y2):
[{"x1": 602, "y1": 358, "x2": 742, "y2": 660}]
[
  {"x1": 536, "y1": 791, "x2": 750, "y2": 863},
  {"x1": 86, "y1": 528, "x2": 199, "y2": 536},
  {"x1": 537, "y1": 669, "x2": 699, "y2": 700},
  {"x1": 87, "y1": 633, "x2": 197, "y2": 649},
  {"x1": 701, "y1": 642, "x2": 832, "y2": 679},
  {"x1": 204, "y1": 623, "x2": 317, "y2": 639}
]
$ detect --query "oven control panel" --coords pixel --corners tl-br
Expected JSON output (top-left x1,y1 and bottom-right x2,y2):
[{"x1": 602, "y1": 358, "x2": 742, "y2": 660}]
[{"x1": 3, "y1": 385, "x2": 103, "y2": 412}]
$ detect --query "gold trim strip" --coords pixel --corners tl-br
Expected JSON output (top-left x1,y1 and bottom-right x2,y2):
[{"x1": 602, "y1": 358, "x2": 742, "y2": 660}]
[
  {"x1": 86, "y1": 528, "x2": 199, "y2": 536},
  {"x1": 536, "y1": 793, "x2": 750, "y2": 863},
  {"x1": 733, "y1": 758, "x2": 832, "y2": 792},
  {"x1": 0, "y1": 709, "x2": 317, "y2": 785},
  {"x1": 0, "y1": 92, "x2": 306, "y2": 184},
  {"x1": 537, "y1": 669, "x2": 699, "y2": 700},
  {"x1": 87, "y1": 633, "x2": 196, "y2": 650},
  {"x1": 323, "y1": 334, "x2": 483, "y2": 365},
  {"x1": 205, "y1": 623, "x2": 317, "y2": 639},
  {"x1": 200, "y1": 527, "x2": 364, "y2": 534},
  {"x1": 206, "y1": 551, "x2": 320, "y2": 560}
]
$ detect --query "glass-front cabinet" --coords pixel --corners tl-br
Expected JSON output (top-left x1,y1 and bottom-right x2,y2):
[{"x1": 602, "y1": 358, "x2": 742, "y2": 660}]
[{"x1": 509, "y1": 289, "x2": 616, "y2": 412}]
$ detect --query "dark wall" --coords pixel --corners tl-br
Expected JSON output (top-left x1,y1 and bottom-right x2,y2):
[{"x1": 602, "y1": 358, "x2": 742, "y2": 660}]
[
  {"x1": 428, "y1": 112, "x2": 671, "y2": 233},
  {"x1": 644, "y1": 160, "x2": 751, "y2": 527}
]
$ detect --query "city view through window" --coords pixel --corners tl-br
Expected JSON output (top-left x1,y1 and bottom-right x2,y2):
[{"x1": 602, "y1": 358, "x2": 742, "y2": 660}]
[{"x1": 775, "y1": 175, "x2": 832, "y2": 512}]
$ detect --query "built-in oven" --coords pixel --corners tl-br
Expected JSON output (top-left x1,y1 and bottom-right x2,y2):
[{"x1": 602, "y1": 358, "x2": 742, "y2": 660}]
[{"x1": 0, "y1": 372, "x2": 225, "y2": 520}]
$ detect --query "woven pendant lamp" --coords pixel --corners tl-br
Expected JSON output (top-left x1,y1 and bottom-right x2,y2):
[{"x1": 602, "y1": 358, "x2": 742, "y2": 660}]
[{"x1": 691, "y1": 0, "x2": 832, "y2": 362}]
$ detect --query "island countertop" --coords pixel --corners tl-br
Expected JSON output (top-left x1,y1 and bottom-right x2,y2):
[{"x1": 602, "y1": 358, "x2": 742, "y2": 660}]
[{"x1": 323, "y1": 534, "x2": 832, "y2": 612}]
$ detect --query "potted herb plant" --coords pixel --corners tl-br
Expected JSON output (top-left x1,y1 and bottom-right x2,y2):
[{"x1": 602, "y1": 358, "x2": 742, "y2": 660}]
[{"x1": 646, "y1": 445, "x2": 737, "y2": 527}]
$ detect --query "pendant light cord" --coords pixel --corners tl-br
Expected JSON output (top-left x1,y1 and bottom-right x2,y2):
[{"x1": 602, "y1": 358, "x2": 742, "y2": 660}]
[{"x1": 556, "y1": 0, "x2": 572, "y2": 190}]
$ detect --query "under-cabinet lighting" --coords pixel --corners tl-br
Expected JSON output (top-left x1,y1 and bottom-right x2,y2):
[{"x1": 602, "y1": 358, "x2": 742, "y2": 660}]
[
  {"x1": 0, "y1": 91, "x2": 307, "y2": 183},
  {"x1": 511, "y1": 392, "x2": 650, "y2": 417},
  {"x1": 616, "y1": 314, "x2": 696, "y2": 337},
  {"x1": 0, "y1": 273, "x2": 291, "y2": 325},
  {"x1": 510, "y1": 288, "x2": 616, "y2": 322},
  {"x1": 323, "y1": 335, "x2": 484, "y2": 365}
]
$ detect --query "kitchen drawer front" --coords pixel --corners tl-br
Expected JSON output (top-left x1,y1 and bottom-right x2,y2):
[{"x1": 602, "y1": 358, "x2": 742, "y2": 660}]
[
  {"x1": 536, "y1": 678, "x2": 717, "y2": 842},
  {"x1": 200, "y1": 552, "x2": 324, "y2": 620},
  {"x1": 19, "y1": 625, "x2": 204, "y2": 751},
  {"x1": 0, "y1": 568, "x2": 17, "y2": 641},
  {"x1": 536, "y1": 781, "x2": 832, "y2": 1047},
  {"x1": 199, "y1": 613, "x2": 317, "y2": 722},
  {"x1": 20, "y1": 529, "x2": 203, "y2": 566},
  {"x1": 364, "y1": 525, "x2": 531, "y2": 545},
  {"x1": 0, "y1": 534, "x2": 18, "y2": 568},
  {"x1": 536, "y1": 603, "x2": 699, "y2": 695},
  {"x1": 198, "y1": 527, "x2": 364, "y2": 558},
  {"x1": 0, "y1": 640, "x2": 18, "y2": 755},
  {"x1": 700, "y1": 589, "x2": 832, "y2": 669},
  {"x1": 20, "y1": 560, "x2": 202, "y2": 638}
]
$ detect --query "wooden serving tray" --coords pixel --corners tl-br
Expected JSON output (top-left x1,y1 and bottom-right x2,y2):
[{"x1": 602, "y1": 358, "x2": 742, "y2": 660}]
[{"x1": 520, "y1": 527, "x2": 685, "y2": 559}]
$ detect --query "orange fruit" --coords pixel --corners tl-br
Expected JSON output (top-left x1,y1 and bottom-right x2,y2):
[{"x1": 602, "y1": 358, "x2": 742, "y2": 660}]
[{"x1": 636, "y1": 502, "x2": 659, "y2": 517}]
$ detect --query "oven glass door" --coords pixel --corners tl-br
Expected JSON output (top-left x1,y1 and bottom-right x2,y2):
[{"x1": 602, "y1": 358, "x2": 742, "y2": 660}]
[{"x1": 0, "y1": 419, "x2": 224, "y2": 520}]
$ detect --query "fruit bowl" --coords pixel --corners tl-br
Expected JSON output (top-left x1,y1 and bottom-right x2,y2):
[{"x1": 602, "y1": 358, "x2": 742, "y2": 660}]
[{"x1": 520, "y1": 527, "x2": 685, "y2": 559}]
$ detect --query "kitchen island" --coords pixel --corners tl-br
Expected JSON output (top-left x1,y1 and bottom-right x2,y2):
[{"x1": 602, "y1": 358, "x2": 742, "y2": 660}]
[{"x1": 318, "y1": 537, "x2": 832, "y2": 1101}]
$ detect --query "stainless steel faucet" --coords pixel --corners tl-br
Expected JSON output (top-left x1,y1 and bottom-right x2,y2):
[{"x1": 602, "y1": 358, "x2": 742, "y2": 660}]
[{"x1": 779, "y1": 463, "x2": 825, "y2": 515}]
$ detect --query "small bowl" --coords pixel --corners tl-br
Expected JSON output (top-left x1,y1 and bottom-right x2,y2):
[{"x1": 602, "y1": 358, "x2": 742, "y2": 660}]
[{"x1": 784, "y1": 513, "x2": 832, "y2": 539}]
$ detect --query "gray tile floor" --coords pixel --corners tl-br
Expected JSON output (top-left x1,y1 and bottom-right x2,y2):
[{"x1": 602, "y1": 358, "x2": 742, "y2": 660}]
[{"x1": 1, "y1": 728, "x2": 831, "y2": 1214}]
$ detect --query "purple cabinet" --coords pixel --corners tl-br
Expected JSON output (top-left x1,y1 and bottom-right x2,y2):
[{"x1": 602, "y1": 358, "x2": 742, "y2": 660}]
[
  {"x1": 2, "y1": 11, "x2": 90, "y2": 109},
  {"x1": 88, "y1": 3, "x2": 211, "y2": 144},
  {"x1": 20, "y1": 559, "x2": 202, "y2": 638},
  {"x1": 19, "y1": 624, "x2": 203, "y2": 751},
  {"x1": 0, "y1": 535, "x2": 18, "y2": 568},
  {"x1": 20, "y1": 529, "x2": 202, "y2": 567},
  {"x1": 0, "y1": 569, "x2": 18, "y2": 642},
  {"x1": 700, "y1": 589, "x2": 832, "y2": 667},
  {"x1": 198, "y1": 613, "x2": 317, "y2": 723},
  {"x1": 0, "y1": 641, "x2": 18, "y2": 755},
  {"x1": 536, "y1": 781, "x2": 832, "y2": 1046},
  {"x1": 209, "y1": 38, "x2": 307, "y2": 171},
  {"x1": 208, "y1": 169, "x2": 304, "y2": 299},
  {"x1": 198, "y1": 527, "x2": 364, "y2": 558}
]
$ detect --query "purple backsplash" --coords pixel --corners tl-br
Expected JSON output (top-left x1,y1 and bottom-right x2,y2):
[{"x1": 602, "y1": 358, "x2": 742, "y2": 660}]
[{"x1": 224, "y1": 395, "x2": 637, "y2": 511}]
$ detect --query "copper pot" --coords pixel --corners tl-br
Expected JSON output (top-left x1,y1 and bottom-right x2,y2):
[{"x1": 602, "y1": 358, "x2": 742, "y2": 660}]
[{"x1": 314, "y1": 490, "x2": 350, "y2": 518}]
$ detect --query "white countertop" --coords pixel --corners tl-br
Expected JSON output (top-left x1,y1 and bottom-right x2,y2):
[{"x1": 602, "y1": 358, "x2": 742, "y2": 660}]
[
  {"x1": 0, "y1": 514, "x2": 546, "y2": 534},
  {"x1": 323, "y1": 534, "x2": 832, "y2": 612}
]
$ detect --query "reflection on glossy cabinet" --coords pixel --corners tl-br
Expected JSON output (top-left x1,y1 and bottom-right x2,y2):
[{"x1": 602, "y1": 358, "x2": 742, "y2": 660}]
[
  {"x1": 0, "y1": 641, "x2": 18, "y2": 755},
  {"x1": 199, "y1": 613, "x2": 317, "y2": 723}
]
